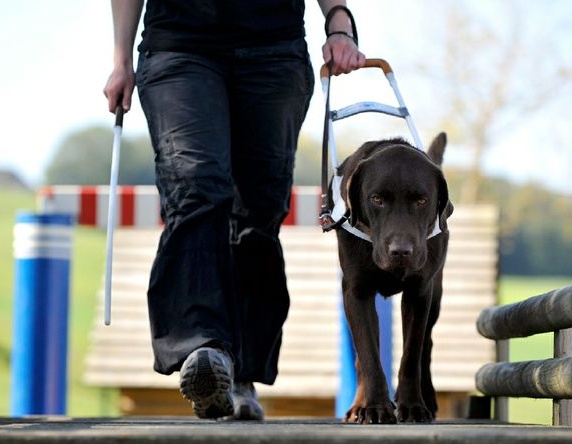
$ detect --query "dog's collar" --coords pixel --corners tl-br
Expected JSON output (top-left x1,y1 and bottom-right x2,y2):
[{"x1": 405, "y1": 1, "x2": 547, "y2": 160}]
[{"x1": 330, "y1": 175, "x2": 441, "y2": 243}]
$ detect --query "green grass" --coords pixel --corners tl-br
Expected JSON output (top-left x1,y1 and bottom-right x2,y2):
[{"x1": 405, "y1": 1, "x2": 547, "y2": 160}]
[
  {"x1": 66, "y1": 224, "x2": 119, "y2": 416},
  {"x1": 0, "y1": 188, "x2": 569, "y2": 422}
]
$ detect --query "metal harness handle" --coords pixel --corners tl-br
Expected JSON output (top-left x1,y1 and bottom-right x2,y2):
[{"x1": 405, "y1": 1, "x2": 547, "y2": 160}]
[{"x1": 318, "y1": 58, "x2": 424, "y2": 232}]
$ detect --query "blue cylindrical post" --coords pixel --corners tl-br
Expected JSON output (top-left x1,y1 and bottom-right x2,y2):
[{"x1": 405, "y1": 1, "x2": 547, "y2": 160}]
[
  {"x1": 375, "y1": 295, "x2": 394, "y2": 400},
  {"x1": 336, "y1": 293, "x2": 394, "y2": 418},
  {"x1": 11, "y1": 212, "x2": 74, "y2": 416},
  {"x1": 336, "y1": 302, "x2": 357, "y2": 418}
]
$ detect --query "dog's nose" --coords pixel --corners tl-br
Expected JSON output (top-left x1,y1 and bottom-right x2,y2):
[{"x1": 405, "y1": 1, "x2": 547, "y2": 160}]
[{"x1": 389, "y1": 241, "x2": 413, "y2": 258}]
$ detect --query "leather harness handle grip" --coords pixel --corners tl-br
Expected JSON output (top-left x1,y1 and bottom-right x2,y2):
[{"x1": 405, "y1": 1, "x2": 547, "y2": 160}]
[{"x1": 320, "y1": 58, "x2": 393, "y2": 78}]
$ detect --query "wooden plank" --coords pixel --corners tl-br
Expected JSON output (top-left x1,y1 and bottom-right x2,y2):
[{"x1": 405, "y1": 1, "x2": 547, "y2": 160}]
[
  {"x1": 259, "y1": 396, "x2": 335, "y2": 417},
  {"x1": 432, "y1": 324, "x2": 496, "y2": 335},
  {"x1": 477, "y1": 286, "x2": 572, "y2": 340},
  {"x1": 120, "y1": 388, "x2": 338, "y2": 417},
  {"x1": 84, "y1": 371, "x2": 178, "y2": 388},
  {"x1": 109, "y1": 373, "x2": 179, "y2": 388},
  {"x1": 446, "y1": 205, "x2": 499, "y2": 220},
  {"x1": 476, "y1": 357, "x2": 572, "y2": 398},
  {"x1": 443, "y1": 256, "x2": 499, "y2": 268},
  {"x1": 256, "y1": 377, "x2": 339, "y2": 397},
  {"x1": 432, "y1": 377, "x2": 479, "y2": 392},
  {"x1": 87, "y1": 357, "x2": 338, "y2": 377},
  {"x1": 120, "y1": 388, "x2": 191, "y2": 416}
]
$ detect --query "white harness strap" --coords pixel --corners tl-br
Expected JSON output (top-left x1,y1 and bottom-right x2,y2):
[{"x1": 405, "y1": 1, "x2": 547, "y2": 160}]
[
  {"x1": 331, "y1": 175, "x2": 372, "y2": 241},
  {"x1": 427, "y1": 213, "x2": 442, "y2": 239},
  {"x1": 331, "y1": 175, "x2": 442, "y2": 243}
]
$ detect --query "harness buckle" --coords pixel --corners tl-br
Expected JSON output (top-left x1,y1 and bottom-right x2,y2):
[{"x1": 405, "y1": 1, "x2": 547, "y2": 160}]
[
  {"x1": 319, "y1": 208, "x2": 351, "y2": 233},
  {"x1": 319, "y1": 210, "x2": 335, "y2": 232}
]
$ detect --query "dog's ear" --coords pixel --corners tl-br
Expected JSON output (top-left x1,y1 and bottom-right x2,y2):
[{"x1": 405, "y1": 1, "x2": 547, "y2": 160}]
[
  {"x1": 437, "y1": 170, "x2": 454, "y2": 231},
  {"x1": 427, "y1": 132, "x2": 452, "y2": 230},
  {"x1": 427, "y1": 132, "x2": 447, "y2": 167}
]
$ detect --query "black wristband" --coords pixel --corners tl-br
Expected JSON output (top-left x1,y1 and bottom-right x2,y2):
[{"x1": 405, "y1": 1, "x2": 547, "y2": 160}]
[
  {"x1": 326, "y1": 30, "x2": 358, "y2": 46},
  {"x1": 324, "y1": 5, "x2": 359, "y2": 46}
]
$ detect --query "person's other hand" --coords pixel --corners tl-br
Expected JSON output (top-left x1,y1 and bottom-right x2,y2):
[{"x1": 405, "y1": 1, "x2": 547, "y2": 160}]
[{"x1": 103, "y1": 64, "x2": 135, "y2": 113}]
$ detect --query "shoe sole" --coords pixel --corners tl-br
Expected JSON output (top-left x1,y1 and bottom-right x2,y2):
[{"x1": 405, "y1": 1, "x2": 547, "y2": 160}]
[{"x1": 180, "y1": 350, "x2": 233, "y2": 419}]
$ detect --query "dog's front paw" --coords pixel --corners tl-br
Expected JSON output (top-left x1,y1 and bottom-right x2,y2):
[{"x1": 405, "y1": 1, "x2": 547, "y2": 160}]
[
  {"x1": 397, "y1": 403, "x2": 434, "y2": 423},
  {"x1": 344, "y1": 402, "x2": 397, "y2": 425}
]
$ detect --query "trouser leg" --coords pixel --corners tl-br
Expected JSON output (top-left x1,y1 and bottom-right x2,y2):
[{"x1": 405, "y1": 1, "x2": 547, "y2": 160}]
[
  {"x1": 135, "y1": 39, "x2": 314, "y2": 382},
  {"x1": 137, "y1": 51, "x2": 239, "y2": 375},
  {"x1": 229, "y1": 39, "x2": 314, "y2": 384}
]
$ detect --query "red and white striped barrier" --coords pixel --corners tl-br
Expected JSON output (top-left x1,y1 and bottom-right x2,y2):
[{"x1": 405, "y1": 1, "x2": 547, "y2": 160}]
[
  {"x1": 38, "y1": 186, "x2": 162, "y2": 228},
  {"x1": 283, "y1": 186, "x2": 321, "y2": 226},
  {"x1": 38, "y1": 185, "x2": 322, "y2": 228}
]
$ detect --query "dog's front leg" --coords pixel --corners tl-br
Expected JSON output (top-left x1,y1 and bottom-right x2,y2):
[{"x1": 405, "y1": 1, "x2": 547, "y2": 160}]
[
  {"x1": 396, "y1": 285, "x2": 434, "y2": 423},
  {"x1": 421, "y1": 277, "x2": 443, "y2": 419},
  {"x1": 343, "y1": 288, "x2": 396, "y2": 424}
]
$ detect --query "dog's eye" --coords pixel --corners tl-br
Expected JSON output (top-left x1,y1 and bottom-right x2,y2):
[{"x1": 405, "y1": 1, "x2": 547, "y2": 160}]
[
  {"x1": 370, "y1": 195, "x2": 384, "y2": 207},
  {"x1": 416, "y1": 198, "x2": 428, "y2": 207}
]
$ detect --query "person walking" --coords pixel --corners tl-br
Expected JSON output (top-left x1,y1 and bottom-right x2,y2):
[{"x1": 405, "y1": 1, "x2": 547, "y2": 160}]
[{"x1": 104, "y1": 0, "x2": 365, "y2": 420}]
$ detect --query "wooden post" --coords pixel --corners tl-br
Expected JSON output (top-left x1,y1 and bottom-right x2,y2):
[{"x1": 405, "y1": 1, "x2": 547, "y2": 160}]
[
  {"x1": 553, "y1": 328, "x2": 572, "y2": 426},
  {"x1": 476, "y1": 286, "x2": 572, "y2": 424},
  {"x1": 494, "y1": 339, "x2": 509, "y2": 422}
]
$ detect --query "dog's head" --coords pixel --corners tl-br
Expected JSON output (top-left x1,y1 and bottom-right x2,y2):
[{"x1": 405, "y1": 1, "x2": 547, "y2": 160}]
[{"x1": 341, "y1": 132, "x2": 453, "y2": 275}]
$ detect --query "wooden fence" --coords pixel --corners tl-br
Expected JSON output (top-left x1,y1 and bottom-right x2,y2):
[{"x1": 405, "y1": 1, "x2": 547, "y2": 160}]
[
  {"x1": 476, "y1": 285, "x2": 572, "y2": 426},
  {"x1": 36, "y1": 187, "x2": 499, "y2": 418},
  {"x1": 81, "y1": 204, "x2": 498, "y2": 418}
]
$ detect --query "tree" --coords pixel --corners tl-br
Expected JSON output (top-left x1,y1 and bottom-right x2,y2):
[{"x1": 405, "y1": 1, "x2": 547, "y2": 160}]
[
  {"x1": 407, "y1": 0, "x2": 572, "y2": 203},
  {"x1": 44, "y1": 126, "x2": 155, "y2": 185}
]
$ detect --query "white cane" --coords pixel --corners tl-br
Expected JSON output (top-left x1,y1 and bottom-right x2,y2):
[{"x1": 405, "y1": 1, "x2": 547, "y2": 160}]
[{"x1": 104, "y1": 105, "x2": 123, "y2": 325}]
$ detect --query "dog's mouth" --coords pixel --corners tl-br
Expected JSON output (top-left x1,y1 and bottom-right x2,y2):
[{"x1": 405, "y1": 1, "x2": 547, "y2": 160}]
[
  {"x1": 373, "y1": 247, "x2": 426, "y2": 277},
  {"x1": 386, "y1": 264, "x2": 407, "y2": 279},
  {"x1": 384, "y1": 261, "x2": 425, "y2": 281}
]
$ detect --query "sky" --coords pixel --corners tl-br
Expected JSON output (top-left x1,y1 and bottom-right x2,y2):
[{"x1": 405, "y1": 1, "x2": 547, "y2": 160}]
[{"x1": 1, "y1": 1, "x2": 571, "y2": 194}]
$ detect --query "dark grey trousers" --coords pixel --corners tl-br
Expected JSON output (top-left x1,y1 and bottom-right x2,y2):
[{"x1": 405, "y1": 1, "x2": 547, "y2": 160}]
[{"x1": 136, "y1": 38, "x2": 314, "y2": 384}]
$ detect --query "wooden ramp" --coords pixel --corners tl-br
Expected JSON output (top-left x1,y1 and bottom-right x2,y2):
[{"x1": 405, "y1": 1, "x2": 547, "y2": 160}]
[
  {"x1": 2, "y1": 417, "x2": 571, "y2": 444},
  {"x1": 84, "y1": 204, "x2": 499, "y2": 417}
]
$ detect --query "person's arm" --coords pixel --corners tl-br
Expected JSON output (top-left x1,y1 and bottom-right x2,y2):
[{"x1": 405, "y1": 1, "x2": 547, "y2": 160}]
[
  {"x1": 317, "y1": 0, "x2": 366, "y2": 75},
  {"x1": 103, "y1": 0, "x2": 144, "y2": 113}
]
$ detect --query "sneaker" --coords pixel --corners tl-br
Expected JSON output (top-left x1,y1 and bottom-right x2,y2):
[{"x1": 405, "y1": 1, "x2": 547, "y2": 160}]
[
  {"x1": 229, "y1": 381, "x2": 264, "y2": 420},
  {"x1": 179, "y1": 347, "x2": 234, "y2": 419}
]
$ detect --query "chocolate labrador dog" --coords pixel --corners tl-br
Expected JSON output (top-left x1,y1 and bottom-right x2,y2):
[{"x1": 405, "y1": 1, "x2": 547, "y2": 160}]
[{"x1": 328, "y1": 132, "x2": 453, "y2": 424}]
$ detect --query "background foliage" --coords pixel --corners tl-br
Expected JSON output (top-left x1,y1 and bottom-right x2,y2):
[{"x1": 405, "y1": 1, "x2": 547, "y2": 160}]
[
  {"x1": 44, "y1": 126, "x2": 155, "y2": 186},
  {"x1": 45, "y1": 126, "x2": 572, "y2": 277}
]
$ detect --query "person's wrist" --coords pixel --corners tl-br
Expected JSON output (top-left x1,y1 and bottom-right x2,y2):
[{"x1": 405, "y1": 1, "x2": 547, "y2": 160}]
[
  {"x1": 324, "y1": 5, "x2": 358, "y2": 46},
  {"x1": 114, "y1": 49, "x2": 133, "y2": 69}
]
